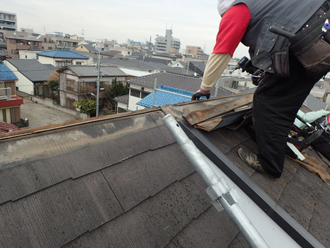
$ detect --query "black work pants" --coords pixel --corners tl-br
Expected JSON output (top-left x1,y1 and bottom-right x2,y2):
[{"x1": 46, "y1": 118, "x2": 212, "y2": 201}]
[{"x1": 253, "y1": 56, "x2": 322, "y2": 178}]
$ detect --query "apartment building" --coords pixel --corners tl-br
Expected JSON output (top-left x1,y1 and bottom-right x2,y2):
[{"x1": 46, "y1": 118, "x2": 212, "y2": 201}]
[
  {"x1": 155, "y1": 29, "x2": 180, "y2": 53},
  {"x1": 6, "y1": 36, "x2": 43, "y2": 59},
  {"x1": 47, "y1": 34, "x2": 79, "y2": 50},
  {"x1": 186, "y1": 45, "x2": 204, "y2": 57},
  {"x1": 0, "y1": 11, "x2": 17, "y2": 31}
]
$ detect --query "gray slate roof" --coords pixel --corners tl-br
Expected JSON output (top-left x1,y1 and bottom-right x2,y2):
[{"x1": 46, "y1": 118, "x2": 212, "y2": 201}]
[
  {"x1": 114, "y1": 94, "x2": 129, "y2": 104},
  {"x1": 303, "y1": 94, "x2": 328, "y2": 111},
  {"x1": 63, "y1": 65, "x2": 126, "y2": 77},
  {"x1": 100, "y1": 58, "x2": 196, "y2": 75},
  {"x1": 79, "y1": 44, "x2": 99, "y2": 53},
  {"x1": 128, "y1": 71, "x2": 233, "y2": 97},
  {"x1": 0, "y1": 94, "x2": 329, "y2": 247},
  {"x1": 6, "y1": 59, "x2": 55, "y2": 82},
  {"x1": 73, "y1": 50, "x2": 99, "y2": 59}
]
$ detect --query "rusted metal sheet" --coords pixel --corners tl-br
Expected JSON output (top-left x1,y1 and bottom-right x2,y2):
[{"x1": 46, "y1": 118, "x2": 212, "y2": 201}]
[{"x1": 182, "y1": 94, "x2": 253, "y2": 126}]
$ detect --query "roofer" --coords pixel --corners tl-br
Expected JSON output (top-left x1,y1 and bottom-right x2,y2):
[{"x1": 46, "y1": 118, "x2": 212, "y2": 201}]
[{"x1": 192, "y1": 0, "x2": 329, "y2": 179}]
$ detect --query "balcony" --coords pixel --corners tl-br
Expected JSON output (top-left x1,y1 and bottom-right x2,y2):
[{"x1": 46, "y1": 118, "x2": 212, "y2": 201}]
[{"x1": 0, "y1": 87, "x2": 12, "y2": 100}]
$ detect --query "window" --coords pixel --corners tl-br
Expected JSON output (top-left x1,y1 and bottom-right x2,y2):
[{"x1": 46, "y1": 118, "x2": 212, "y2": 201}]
[
  {"x1": 66, "y1": 79, "x2": 77, "y2": 91},
  {"x1": 76, "y1": 62, "x2": 82, "y2": 65},
  {"x1": 1, "y1": 109, "x2": 7, "y2": 123},
  {"x1": 32, "y1": 42, "x2": 38, "y2": 47},
  {"x1": 56, "y1": 60, "x2": 72, "y2": 68},
  {"x1": 141, "y1": 91, "x2": 149, "y2": 98},
  {"x1": 48, "y1": 47, "x2": 53, "y2": 50},
  {"x1": 130, "y1": 89, "x2": 140, "y2": 97}
]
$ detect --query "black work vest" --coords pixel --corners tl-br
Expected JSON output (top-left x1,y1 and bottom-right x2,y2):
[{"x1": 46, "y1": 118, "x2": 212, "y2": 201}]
[{"x1": 232, "y1": 0, "x2": 325, "y2": 72}]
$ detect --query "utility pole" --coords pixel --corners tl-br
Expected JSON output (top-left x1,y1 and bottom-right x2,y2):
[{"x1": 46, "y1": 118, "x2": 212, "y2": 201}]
[{"x1": 96, "y1": 51, "x2": 101, "y2": 117}]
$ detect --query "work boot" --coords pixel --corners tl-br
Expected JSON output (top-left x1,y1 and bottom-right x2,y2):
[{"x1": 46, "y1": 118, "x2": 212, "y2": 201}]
[{"x1": 237, "y1": 148, "x2": 276, "y2": 180}]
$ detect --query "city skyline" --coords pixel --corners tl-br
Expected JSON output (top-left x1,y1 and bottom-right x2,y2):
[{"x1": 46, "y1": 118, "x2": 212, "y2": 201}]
[{"x1": 3, "y1": 0, "x2": 249, "y2": 58}]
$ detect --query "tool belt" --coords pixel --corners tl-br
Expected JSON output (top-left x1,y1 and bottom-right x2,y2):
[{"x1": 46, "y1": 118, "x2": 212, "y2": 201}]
[{"x1": 290, "y1": 4, "x2": 330, "y2": 77}]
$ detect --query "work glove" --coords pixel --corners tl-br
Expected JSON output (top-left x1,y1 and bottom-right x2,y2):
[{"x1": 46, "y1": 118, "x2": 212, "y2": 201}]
[{"x1": 191, "y1": 89, "x2": 211, "y2": 100}]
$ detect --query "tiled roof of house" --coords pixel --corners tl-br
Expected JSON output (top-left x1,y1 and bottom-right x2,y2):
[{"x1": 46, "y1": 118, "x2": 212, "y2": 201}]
[
  {"x1": 80, "y1": 44, "x2": 99, "y2": 53},
  {"x1": 37, "y1": 50, "x2": 89, "y2": 59},
  {"x1": 137, "y1": 85, "x2": 206, "y2": 108},
  {"x1": 73, "y1": 50, "x2": 99, "y2": 59},
  {"x1": 128, "y1": 71, "x2": 233, "y2": 97},
  {"x1": 100, "y1": 57, "x2": 162, "y2": 71},
  {"x1": 60, "y1": 65, "x2": 126, "y2": 77},
  {"x1": 189, "y1": 61, "x2": 206, "y2": 76},
  {"x1": 101, "y1": 50, "x2": 121, "y2": 57},
  {"x1": 5, "y1": 36, "x2": 42, "y2": 42},
  {"x1": 304, "y1": 94, "x2": 328, "y2": 111},
  {"x1": 6, "y1": 59, "x2": 55, "y2": 82},
  {"x1": 0, "y1": 61, "x2": 18, "y2": 81},
  {"x1": 114, "y1": 94, "x2": 129, "y2": 104},
  {"x1": 0, "y1": 94, "x2": 329, "y2": 247},
  {"x1": 0, "y1": 122, "x2": 20, "y2": 133},
  {"x1": 100, "y1": 58, "x2": 196, "y2": 75}
]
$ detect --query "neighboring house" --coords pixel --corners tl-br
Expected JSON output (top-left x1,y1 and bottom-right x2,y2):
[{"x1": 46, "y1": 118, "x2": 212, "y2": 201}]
[
  {"x1": 75, "y1": 44, "x2": 99, "y2": 54},
  {"x1": 185, "y1": 45, "x2": 204, "y2": 57},
  {"x1": 310, "y1": 81, "x2": 327, "y2": 100},
  {"x1": 100, "y1": 57, "x2": 162, "y2": 75},
  {"x1": 137, "y1": 85, "x2": 195, "y2": 108},
  {"x1": 110, "y1": 47, "x2": 134, "y2": 57},
  {"x1": 40, "y1": 35, "x2": 56, "y2": 51},
  {"x1": 114, "y1": 94, "x2": 129, "y2": 113},
  {"x1": 57, "y1": 65, "x2": 126, "y2": 110},
  {"x1": 37, "y1": 50, "x2": 89, "y2": 68},
  {"x1": 47, "y1": 35, "x2": 79, "y2": 50},
  {"x1": 4, "y1": 59, "x2": 55, "y2": 95},
  {"x1": 100, "y1": 50, "x2": 121, "y2": 59},
  {"x1": 0, "y1": 61, "x2": 24, "y2": 125},
  {"x1": 1, "y1": 93, "x2": 329, "y2": 247},
  {"x1": 182, "y1": 54, "x2": 209, "y2": 64},
  {"x1": 125, "y1": 71, "x2": 232, "y2": 111},
  {"x1": 72, "y1": 50, "x2": 99, "y2": 65},
  {"x1": 100, "y1": 57, "x2": 197, "y2": 77},
  {"x1": 301, "y1": 94, "x2": 328, "y2": 112},
  {"x1": 6, "y1": 36, "x2": 43, "y2": 59},
  {"x1": 19, "y1": 50, "x2": 39, "y2": 59},
  {"x1": 188, "y1": 61, "x2": 206, "y2": 76}
]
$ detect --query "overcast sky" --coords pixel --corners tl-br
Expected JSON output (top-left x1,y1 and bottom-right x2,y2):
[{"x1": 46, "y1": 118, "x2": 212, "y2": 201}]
[{"x1": 3, "y1": 0, "x2": 249, "y2": 57}]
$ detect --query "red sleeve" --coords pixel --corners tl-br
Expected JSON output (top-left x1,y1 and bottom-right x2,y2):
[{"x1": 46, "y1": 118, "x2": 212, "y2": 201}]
[{"x1": 212, "y1": 3, "x2": 251, "y2": 56}]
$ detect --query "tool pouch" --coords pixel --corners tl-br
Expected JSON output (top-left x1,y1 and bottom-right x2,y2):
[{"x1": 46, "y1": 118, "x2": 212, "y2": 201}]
[
  {"x1": 290, "y1": 11, "x2": 330, "y2": 78},
  {"x1": 272, "y1": 48, "x2": 290, "y2": 78}
]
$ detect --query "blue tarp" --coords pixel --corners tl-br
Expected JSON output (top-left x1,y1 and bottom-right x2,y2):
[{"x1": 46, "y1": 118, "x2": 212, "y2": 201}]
[{"x1": 137, "y1": 85, "x2": 208, "y2": 108}]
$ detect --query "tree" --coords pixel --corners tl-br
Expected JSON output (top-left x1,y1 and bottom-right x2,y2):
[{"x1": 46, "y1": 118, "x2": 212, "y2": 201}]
[
  {"x1": 73, "y1": 99, "x2": 96, "y2": 115},
  {"x1": 105, "y1": 78, "x2": 129, "y2": 100},
  {"x1": 46, "y1": 71, "x2": 60, "y2": 99},
  {"x1": 103, "y1": 78, "x2": 129, "y2": 112}
]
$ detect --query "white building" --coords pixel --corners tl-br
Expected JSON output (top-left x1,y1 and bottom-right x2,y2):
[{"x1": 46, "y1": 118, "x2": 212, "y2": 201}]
[
  {"x1": 37, "y1": 50, "x2": 89, "y2": 68},
  {"x1": 0, "y1": 11, "x2": 17, "y2": 31},
  {"x1": 155, "y1": 29, "x2": 180, "y2": 53}
]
